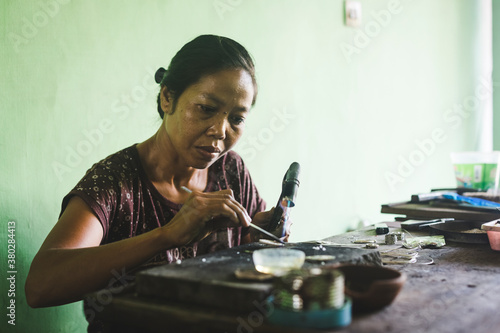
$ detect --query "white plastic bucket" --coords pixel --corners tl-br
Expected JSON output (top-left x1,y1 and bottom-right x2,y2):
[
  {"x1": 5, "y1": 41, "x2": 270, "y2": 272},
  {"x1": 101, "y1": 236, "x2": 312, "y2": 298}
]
[{"x1": 450, "y1": 151, "x2": 500, "y2": 192}]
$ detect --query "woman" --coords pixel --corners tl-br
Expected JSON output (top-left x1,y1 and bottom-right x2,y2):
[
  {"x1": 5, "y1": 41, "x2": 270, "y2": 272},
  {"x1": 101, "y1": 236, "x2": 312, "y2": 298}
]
[{"x1": 25, "y1": 35, "x2": 286, "y2": 318}]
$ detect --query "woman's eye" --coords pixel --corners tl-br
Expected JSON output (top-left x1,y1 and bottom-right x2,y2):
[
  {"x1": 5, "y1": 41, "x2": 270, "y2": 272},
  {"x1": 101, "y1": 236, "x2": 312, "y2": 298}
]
[
  {"x1": 231, "y1": 116, "x2": 245, "y2": 125},
  {"x1": 199, "y1": 105, "x2": 216, "y2": 113}
]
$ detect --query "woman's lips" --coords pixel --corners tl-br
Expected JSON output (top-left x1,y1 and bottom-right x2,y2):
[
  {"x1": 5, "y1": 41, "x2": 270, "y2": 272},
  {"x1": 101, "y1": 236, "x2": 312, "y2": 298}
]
[{"x1": 196, "y1": 146, "x2": 221, "y2": 160}]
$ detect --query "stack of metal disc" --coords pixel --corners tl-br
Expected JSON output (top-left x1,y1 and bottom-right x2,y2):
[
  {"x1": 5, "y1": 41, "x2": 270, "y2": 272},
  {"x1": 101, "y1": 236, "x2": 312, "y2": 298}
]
[
  {"x1": 301, "y1": 268, "x2": 344, "y2": 310},
  {"x1": 273, "y1": 269, "x2": 306, "y2": 311},
  {"x1": 273, "y1": 268, "x2": 345, "y2": 311},
  {"x1": 273, "y1": 289, "x2": 303, "y2": 310}
]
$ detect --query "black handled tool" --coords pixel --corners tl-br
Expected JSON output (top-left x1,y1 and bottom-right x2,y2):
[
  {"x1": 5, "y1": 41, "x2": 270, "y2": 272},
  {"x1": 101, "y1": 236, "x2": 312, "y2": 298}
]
[{"x1": 267, "y1": 162, "x2": 300, "y2": 235}]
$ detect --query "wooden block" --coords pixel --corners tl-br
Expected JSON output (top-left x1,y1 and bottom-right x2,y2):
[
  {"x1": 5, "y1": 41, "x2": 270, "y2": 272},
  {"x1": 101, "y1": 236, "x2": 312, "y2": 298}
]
[{"x1": 135, "y1": 242, "x2": 381, "y2": 313}]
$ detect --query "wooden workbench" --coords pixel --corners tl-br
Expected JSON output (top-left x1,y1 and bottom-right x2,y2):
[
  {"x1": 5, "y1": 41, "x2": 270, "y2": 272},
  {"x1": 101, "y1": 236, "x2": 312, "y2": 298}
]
[
  {"x1": 94, "y1": 226, "x2": 500, "y2": 333},
  {"x1": 326, "y1": 227, "x2": 500, "y2": 333}
]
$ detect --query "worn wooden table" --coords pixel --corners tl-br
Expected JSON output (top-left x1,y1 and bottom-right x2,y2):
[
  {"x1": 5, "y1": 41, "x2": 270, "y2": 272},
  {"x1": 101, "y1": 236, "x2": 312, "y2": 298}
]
[{"x1": 95, "y1": 225, "x2": 500, "y2": 333}]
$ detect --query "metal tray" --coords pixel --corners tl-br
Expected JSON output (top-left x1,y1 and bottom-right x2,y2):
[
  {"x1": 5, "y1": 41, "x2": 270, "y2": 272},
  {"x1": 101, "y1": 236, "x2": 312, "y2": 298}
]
[{"x1": 428, "y1": 220, "x2": 489, "y2": 244}]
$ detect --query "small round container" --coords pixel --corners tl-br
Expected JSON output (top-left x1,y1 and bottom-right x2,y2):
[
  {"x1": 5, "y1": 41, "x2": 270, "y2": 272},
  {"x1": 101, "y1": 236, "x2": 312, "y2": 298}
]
[
  {"x1": 336, "y1": 264, "x2": 406, "y2": 313},
  {"x1": 481, "y1": 220, "x2": 500, "y2": 251},
  {"x1": 253, "y1": 248, "x2": 305, "y2": 276},
  {"x1": 486, "y1": 231, "x2": 500, "y2": 251}
]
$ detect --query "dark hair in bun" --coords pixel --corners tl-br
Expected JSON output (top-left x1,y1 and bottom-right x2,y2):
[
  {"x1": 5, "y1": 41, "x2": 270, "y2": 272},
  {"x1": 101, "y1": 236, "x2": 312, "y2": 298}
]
[{"x1": 155, "y1": 35, "x2": 257, "y2": 119}]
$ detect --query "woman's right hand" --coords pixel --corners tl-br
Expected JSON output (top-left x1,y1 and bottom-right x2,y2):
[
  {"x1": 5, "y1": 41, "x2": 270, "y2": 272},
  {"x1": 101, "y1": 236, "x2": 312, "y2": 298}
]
[
  {"x1": 25, "y1": 190, "x2": 251, "y2": 308},
  {"x1": 163, "y1": 188, "x2": 252, "y2": 247}
]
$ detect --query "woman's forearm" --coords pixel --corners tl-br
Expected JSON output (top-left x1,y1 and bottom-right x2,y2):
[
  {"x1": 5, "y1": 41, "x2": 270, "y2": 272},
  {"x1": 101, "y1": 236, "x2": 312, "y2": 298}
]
[{"x1": 25, "y1": 226, "x2": 168, "y2": 308}]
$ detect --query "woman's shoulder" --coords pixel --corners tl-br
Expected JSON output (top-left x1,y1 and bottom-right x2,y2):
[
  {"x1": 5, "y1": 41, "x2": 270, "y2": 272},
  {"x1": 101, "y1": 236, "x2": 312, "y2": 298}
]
[
  {"x1": 86, "y1": 144, "x2": 141, "y2": 176},
  {"x1": 221, "y1": 150, "x2": 245, "y2": 165}
]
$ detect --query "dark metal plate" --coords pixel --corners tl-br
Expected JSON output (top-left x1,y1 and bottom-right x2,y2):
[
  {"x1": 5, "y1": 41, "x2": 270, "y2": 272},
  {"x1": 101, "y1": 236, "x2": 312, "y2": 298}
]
[
  {"x1": 429, "y1": 220, "x2": 488, "y2": 244},
  {"x1": 135, "y1": 242, "x2": 381, "y2": 312}
]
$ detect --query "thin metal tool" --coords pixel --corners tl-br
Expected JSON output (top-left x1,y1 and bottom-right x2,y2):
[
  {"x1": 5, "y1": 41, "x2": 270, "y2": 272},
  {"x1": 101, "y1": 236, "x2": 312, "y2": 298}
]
[
  {"x1": 180, "y1": 186, "x2": 285, "y2": 244},
  {"x1": 249, "y1": 223, "x2": 285, "y2": 244}
]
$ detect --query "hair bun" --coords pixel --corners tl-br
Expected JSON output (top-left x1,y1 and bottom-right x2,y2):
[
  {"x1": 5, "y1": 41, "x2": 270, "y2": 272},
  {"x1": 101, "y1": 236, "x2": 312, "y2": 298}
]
[{"x1": 155, "y1": 67, "x2": 166, "y2": 84}]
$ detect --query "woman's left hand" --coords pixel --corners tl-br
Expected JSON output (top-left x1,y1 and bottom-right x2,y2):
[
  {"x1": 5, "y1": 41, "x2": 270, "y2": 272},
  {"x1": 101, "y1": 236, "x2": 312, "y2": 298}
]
[{"x1": 248, "y1": 208, "x2": 291, "y2": 243}]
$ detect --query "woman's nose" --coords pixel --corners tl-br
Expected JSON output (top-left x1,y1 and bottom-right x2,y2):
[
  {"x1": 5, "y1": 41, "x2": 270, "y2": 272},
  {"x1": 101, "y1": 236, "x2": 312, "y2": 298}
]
[{"x1": 206, "y1": 116, "x2": 227, "y2": 140}]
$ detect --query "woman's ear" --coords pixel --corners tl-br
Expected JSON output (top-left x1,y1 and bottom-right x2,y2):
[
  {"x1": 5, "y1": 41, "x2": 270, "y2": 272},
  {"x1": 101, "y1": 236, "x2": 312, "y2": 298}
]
[{"x1": 160, "y1": 86, "x2": 175, "y2": 115}]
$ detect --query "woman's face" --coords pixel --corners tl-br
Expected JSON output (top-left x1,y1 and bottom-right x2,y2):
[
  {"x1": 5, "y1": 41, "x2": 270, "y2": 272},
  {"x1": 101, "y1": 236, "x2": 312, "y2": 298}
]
[{"x1": 161, "y1": 69, "x2": 255, "y2": 169}]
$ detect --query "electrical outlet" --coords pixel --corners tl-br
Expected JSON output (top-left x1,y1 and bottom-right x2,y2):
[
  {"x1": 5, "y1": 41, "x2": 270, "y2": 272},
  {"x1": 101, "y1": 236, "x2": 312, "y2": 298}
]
[{"x1": 345, "y1": 0, "x2": 362, "y2": 27}]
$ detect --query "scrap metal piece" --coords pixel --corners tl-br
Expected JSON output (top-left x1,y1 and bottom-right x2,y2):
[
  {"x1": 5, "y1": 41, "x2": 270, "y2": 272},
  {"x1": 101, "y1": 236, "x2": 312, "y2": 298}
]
[
  {"x1": 385, "y1": 233, "x2": 398, "y2": 245},
  {"x1": 352, "y1": 239, "x2": 377, "y2": 244}
]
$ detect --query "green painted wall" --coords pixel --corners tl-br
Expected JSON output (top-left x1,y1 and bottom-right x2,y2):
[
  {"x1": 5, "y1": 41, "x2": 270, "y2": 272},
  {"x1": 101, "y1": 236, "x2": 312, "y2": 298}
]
[
  {"x1": 494, "y1": 0, "x2": 500, "y2": 150},
  {"x1": 0, "y1": 0, "x2": 491, "y2": 332}
]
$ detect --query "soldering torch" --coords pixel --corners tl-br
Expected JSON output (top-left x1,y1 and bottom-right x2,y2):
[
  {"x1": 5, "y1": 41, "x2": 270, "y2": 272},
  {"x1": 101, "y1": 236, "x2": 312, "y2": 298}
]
[{"x1": 267, "y1": 162, "x2": 301, "y2": 237}]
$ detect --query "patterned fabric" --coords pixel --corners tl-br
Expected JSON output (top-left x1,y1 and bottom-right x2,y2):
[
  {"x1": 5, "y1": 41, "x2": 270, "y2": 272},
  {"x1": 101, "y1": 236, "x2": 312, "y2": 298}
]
[
  {"x1": 60, "y1": 144, "x2": 266, "y2": 265},
  {"x1": 62, "y1": 145, "x2": 267, "y2": 332}
]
